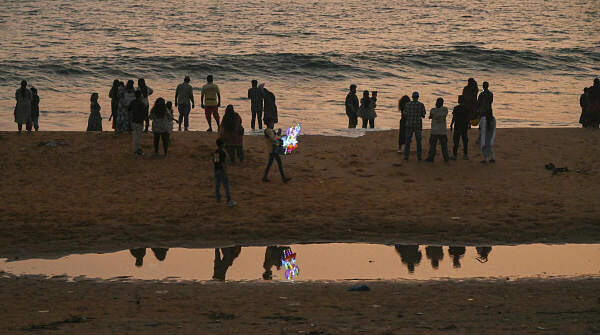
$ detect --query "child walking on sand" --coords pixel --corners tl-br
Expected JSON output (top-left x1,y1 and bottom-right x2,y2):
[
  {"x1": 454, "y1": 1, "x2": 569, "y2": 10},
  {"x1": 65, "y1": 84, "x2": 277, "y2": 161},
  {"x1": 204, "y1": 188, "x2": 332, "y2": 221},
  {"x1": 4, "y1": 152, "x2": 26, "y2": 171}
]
[{"x1": 214, "y1": 138, "x2": 236, "y2": 207}]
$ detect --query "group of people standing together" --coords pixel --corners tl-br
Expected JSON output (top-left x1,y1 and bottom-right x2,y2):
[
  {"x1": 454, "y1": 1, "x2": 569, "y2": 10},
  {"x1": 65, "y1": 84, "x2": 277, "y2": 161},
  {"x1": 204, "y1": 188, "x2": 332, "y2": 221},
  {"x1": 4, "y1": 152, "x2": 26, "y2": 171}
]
[
  {"x1": 345, "y1": 78, "x2": 496, "y2": 164},
  {"x1": 13, "y1": 80, "x2": 40, "y2": 133},
  {"x1": 579, "y1": 78, "x2": 600, "y2": 128}
]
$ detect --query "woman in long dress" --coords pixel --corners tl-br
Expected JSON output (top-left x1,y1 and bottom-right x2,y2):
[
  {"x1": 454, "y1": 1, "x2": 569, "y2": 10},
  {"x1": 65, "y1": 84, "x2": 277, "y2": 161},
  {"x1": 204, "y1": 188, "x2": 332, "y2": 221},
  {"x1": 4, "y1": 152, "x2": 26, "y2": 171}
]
[
  {"x1": 220, "y1": 104, "x2": 244, "y2": 163},
  {"x1": 87, "y1": 93, "x2": 102, "y2": 131},
  {"x1": 14, "y1": 80, "x2": 33, "y2": 133},
  {"x1": 261, "y1": 84, "x2": 278, "y2": 125},
  {"x1": 116, "y1": 80, "x2": 136, "y2": 133},
  {"x1": 109, "y1": 80, "x2": 120, "y2": 130}
]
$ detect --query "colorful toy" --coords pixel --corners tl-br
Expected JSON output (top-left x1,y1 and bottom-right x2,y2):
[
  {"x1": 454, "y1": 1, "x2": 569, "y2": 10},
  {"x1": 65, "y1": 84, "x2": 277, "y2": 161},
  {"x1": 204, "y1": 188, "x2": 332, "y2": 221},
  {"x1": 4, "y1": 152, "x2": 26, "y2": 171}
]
[
  {"x1": 281, "y1": 248, "x2": 300, "y2": 281},
  {"x1": 280, "y1": 123, "x2": 301, "y2": 155}
]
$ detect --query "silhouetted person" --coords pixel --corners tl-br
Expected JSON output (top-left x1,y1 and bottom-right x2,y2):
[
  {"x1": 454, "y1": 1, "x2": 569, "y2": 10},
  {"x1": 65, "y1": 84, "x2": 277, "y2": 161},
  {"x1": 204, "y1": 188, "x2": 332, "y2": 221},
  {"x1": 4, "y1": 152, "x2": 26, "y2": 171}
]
[
  {"x1": 248, "y1": 80, "x2": 264, "y2": 130},
  {"x1": 87, "y1": 93, "x2": 102, "y2": 131},
  {"x1": 151, "y1": 248, "x2": 169, "y2": 261},
  {"x1": 137, "y1": 78, "x2": 153, "y2": 132},
  {"x1": 448, "y1": 246, "x2": 466, "y2": 268},
  {"x1": 403, "y1": 91, "x2": 426, "y2": 161},
  {"x1": 426, "y1": 97, "x2": 450, "y2": 162},
  {"x1": 261, "y1": 84, "x2": 278, "y2": 125},
  {"x1": 149, "y1": 97, "x2": 171, "y2": 156},
  {"x1": 588, "y1": 78, "x2": 600, "y2": 128},
  {"x1": 345, "y1": 84, "x2": 359, "y2": 128},
  {"x1": 213, "y1": 137, "x2": 236, "y2": 207},
  {"x1": 579, "y1": 87, "x2": 591, "y2": 128},
  {"x1": 476, "y1": 246, "x2": 492, "y2": 262},
  {"x1": 450, "y1": 95, "x2": 469, "y2": 159},
  {"x1": 220, "y1": 105, "x2": 244, "y2": 163},
  {"x1": 129, "y1": 248, "x2": 146, "y2": 267},
  {"x1": 30, "y1": 87, "x2": 40, "y2": 131},
  {"x1": 262, "y1": 117, "x2": 291, "y2": 183},
  {"x1": 477, "y1": 81, "x2": 495, "y2": 163},
  {"x1": 425, "y1": 245, "x2": 444, "y2": 269},
  {"x1": 201, "y1": 75, "x2": 221, "y2": 132},
  {"x1": 117, "y1": 80, "x2": 136, "y2": 133},
  {"x1": 14, "y1": 80, "x2": 32, "y2": 133},
  {"x1": 109, "y1": 80, "x2": 120, "y2": 130},
  {"x1": 462, "y1": 78, "x2": 479, "y2": 124},
  {"x1": 397, "y1": 95, "x2": 411, "y2": 153},
  {"x1": 394, "y1": 245, "x2": 422, "y2": 274},
  {"x1": 175, "y1": 76, "x2": 194, "y2": 131},
  {"x1": 129, "y1": 91, "x2": 147, "y2": 155},
  {"x1": 262, "y1": 246, "x2": 290, "y2": 280},
  {"x1": 359, "y1": 90, "x2": 376, "y2": 128},
  {"x1": 213, "y1": 246, "x2": 242, "y2": 281}
]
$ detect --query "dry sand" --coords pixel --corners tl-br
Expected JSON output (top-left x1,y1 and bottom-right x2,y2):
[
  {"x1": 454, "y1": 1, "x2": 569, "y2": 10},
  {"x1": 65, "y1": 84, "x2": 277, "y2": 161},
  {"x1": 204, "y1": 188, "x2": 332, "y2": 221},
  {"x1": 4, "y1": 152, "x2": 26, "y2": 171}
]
[
  {"x1": 1, "y1": 129, "x2": 599, "y2": 258},
  {"x1": 1, "y1": 129, "x2": 600, "y2": 334}
]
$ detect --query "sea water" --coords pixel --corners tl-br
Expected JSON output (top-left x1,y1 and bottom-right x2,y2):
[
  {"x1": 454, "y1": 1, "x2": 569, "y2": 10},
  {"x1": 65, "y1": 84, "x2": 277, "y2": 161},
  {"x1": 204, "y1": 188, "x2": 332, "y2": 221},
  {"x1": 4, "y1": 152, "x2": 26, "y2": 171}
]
[{"x1": 1, "y1": 0, "x2": 599, "y2": 133}]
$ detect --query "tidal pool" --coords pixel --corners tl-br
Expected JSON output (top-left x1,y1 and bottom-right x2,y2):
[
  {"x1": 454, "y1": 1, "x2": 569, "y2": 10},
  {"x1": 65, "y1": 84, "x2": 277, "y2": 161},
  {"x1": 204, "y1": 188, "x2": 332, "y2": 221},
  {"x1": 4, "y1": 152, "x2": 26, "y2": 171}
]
[{"x1": 1, "y1": 243, "x2": 599, "y2": 282}]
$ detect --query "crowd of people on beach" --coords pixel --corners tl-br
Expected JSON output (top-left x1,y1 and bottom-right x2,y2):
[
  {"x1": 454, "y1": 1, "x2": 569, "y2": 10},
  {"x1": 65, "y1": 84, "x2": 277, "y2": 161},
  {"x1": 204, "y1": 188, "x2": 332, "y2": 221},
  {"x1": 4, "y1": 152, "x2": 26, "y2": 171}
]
[
  {"x1": 345, "y1": 78, "x2": 497, "y2": 163},
  {"x1": 579, "y1": 78, "x2": 600, "y2": 128}
]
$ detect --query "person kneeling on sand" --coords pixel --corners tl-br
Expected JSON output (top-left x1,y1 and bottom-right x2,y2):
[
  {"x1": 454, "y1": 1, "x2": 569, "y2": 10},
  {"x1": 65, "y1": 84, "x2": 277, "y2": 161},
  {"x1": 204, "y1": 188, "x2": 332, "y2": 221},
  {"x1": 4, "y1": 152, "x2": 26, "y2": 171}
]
[
  {"x1": 262, "y1": 117, "x2": 291, "y2": 183},
  {"x1": 426, "y1": 97, "x2": 450, "y2": 163},
  {"x1": 213, "y1": 138, "x2": 236, "y2": 207}
]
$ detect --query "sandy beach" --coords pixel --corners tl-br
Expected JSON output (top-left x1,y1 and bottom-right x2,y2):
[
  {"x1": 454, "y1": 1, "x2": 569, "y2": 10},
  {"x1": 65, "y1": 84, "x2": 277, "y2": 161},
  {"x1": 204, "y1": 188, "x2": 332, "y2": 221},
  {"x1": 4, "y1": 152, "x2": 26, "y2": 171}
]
[{"x1": 1, "y1": 129, "x2": 600, "y2": 258}]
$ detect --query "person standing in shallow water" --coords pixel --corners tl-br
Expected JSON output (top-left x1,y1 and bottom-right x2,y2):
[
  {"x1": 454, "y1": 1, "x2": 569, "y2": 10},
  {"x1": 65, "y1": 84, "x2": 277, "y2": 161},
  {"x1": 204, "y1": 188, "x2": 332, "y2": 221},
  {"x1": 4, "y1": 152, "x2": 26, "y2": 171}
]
[
  {"x1": 397, "y1": 95, "x2": 411, "y2": 153},
  {"x1": 248, "y1": 80, "x2": 264, "y2": 130},
  {"x1": 450, "y1": 95, "x2": 469, "y2": 160},
  {"x1": 477, "y1": 81, "x2": 496, "y2": 163},
  {"x1": 14, "y1": 80, "x2": 32, "y2": 133},
  {"x1": 175, "y1": 76, "x2": 195, "y2": 131},
  {"x1": 425, "y1": 97, "x2": 450, "y2": 163},
  {"x1": 201, "y1": 75, "x2": 221, "y2": 132},
  {"x1": 588, "y1": 78, "x2": 600, "y2": 128},
  {"x1": 462, "y1": 78, "x2": 479, "y2": 125},
  {"x1": 261, "y1": 84, "x2": 278, "y2": 125},
  {"x1": 30, "y1": 87, "x2": 40, "y2": 131},
  {"x1": 345, "y1": 84, "x2": 359, "y2": 128},
  {"x1": 87, "y1": 93, "x2": 102, "y2": 131},
  {"x1": 403, "y1": 91, "x2": 427, "y2": 161}
]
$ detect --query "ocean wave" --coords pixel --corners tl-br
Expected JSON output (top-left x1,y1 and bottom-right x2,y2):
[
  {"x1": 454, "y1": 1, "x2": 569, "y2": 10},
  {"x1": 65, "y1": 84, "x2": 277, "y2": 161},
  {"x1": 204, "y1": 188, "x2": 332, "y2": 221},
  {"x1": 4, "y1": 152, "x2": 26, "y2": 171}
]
[{"x1": 1, "y1": 46, "x2": 598, "y2": 85}]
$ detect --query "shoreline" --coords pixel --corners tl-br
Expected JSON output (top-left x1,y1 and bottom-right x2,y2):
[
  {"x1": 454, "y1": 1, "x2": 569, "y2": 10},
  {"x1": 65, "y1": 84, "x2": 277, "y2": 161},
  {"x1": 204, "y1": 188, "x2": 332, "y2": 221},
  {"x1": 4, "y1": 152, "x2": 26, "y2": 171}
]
[{"x1": 1, "y1": 129, "x2": 599, "y2": 260}]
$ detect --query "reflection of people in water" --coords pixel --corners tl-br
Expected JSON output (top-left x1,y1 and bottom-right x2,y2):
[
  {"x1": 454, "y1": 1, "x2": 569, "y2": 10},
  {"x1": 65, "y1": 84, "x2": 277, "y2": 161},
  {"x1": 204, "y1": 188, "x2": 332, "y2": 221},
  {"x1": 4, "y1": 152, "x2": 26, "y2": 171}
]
[
  {"x1": 129, "y1": 248, "x2": 146, "y2": 267},
  {"x1": 213, "y1": 246, "x2": 242, "y2": 281},
  {"x1": 425, "y1": 246, "x2": 444, "y2": 269},
  {"x1": 476, "y1": 246, "x2": 492, "y2": 262},
  {"x1": 448, "y1": 246, "x2": 466, "y2": 268},
  {"x1": 262, "y1": 246, "x2": 291, "y2": 280},
  {"x1": 394, "y1": 245, "x2": 422, "y2": 273},
  {"x1": 151, "y1": 248, "x2": 169, "y2": 261}
]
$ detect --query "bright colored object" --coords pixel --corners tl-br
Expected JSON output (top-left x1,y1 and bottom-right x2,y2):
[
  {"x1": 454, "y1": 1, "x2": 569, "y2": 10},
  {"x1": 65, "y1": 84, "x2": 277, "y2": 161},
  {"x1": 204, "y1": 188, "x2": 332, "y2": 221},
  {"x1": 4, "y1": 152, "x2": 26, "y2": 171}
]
[
  {"x1": 281, "y1": 123, "x2": 302, "y2": 155},
  {"x1": 281, "y1": 248, "x2": 300, "y2": 281}
]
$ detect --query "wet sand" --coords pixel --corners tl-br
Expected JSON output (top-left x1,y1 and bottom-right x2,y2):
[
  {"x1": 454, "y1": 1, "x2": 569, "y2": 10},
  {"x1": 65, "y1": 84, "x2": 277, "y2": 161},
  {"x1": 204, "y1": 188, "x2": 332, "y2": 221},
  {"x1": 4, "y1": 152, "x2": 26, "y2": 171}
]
[
  {"x1": 0, "y1": 275, "x2": 598, "y2": 334},
  {"x1": 1, "y1": 129, "x2": 600, "y2": 259}
]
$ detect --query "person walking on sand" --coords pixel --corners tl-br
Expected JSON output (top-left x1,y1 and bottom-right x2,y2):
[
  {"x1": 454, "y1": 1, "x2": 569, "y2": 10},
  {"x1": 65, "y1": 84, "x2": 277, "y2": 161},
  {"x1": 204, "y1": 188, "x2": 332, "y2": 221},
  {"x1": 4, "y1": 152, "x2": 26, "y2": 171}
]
[
  {"x1": 450, "y1": 95, "x2": 469, "y2": 160},
  {"x1": 261, "y1": 84, "x2": 278, "y2": 125},
  {"x1": 220, "y1": 105, "x2": 244, "y2": 163},
  {"x1": 109, "y1": 80, "x2": 120, "y2": 130},
  {"x1": 425, "y1": 98, "x2": 450, "y2": 163},
  {"x1": 137, "y1": 78, "x2": 153, "y2": 132},
  {"x1": 397, "y1": 95, "x2": 411, "y2": 153},
  {"x1": 175, "y1": 76, "x2": 195, "y2": 131},
  {"x1": 129, "y1": 91, "x2": 148, "y2": 155},
  {"x1": 248, "y1": 80, "x2": 264, "y2": 130},
  {"x1": 262, "y1": 117, "x2": 291, "y2": 183},
  {"x1": 116, "y1": 80, "x2": 136, "y2": 133},
  {"x1": 462, "y1": 78, "x2": 479, "y2": 125},
  {"x1": 87, "y1": 93, "x2": 102, "y2": 131},
  {"x1": 14, "y1": 80, "x2": 33, "y2": 133},
  {"x1": 213, "y1": 138, "x2": 236, "y2": 207},
  {"x1": 345, "y1": 84, "x2": 359, "y2": 128},
  {"x1": 403, "y1": 91, "x2": 426, "y2": 161},
  {"x1": 30, "y1": 87, "x2": 40, "y2": 131},
  {"x1": 478, "y1": 82, "x2": 496, "y2": 163},
  {"x1": 150, "y1": 98, "x2": 171, "y2": 156},
  {"x1": 201, "y1": 75, "x2": 221, "y2": 132}
]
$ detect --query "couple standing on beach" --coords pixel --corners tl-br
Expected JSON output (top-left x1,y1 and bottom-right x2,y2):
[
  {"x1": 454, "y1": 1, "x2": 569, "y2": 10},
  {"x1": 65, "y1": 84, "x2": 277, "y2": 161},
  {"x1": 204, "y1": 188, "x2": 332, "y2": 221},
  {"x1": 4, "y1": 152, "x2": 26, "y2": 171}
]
[
  {"x1": 14, "y1": 80, "x2": 40, "y2": 133},
  {"x1": 397, "y1": 79, "x2": 496, "y2": 164},
  {"x1": 174, "y1": 75, "x2": 222, "y2": 132},
  {"x1": 579, "y1": 78, "x2": 600, "y2": 128},
  {"x1": 345, "y1": 85, "x2": 377, "y2": 128}
]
